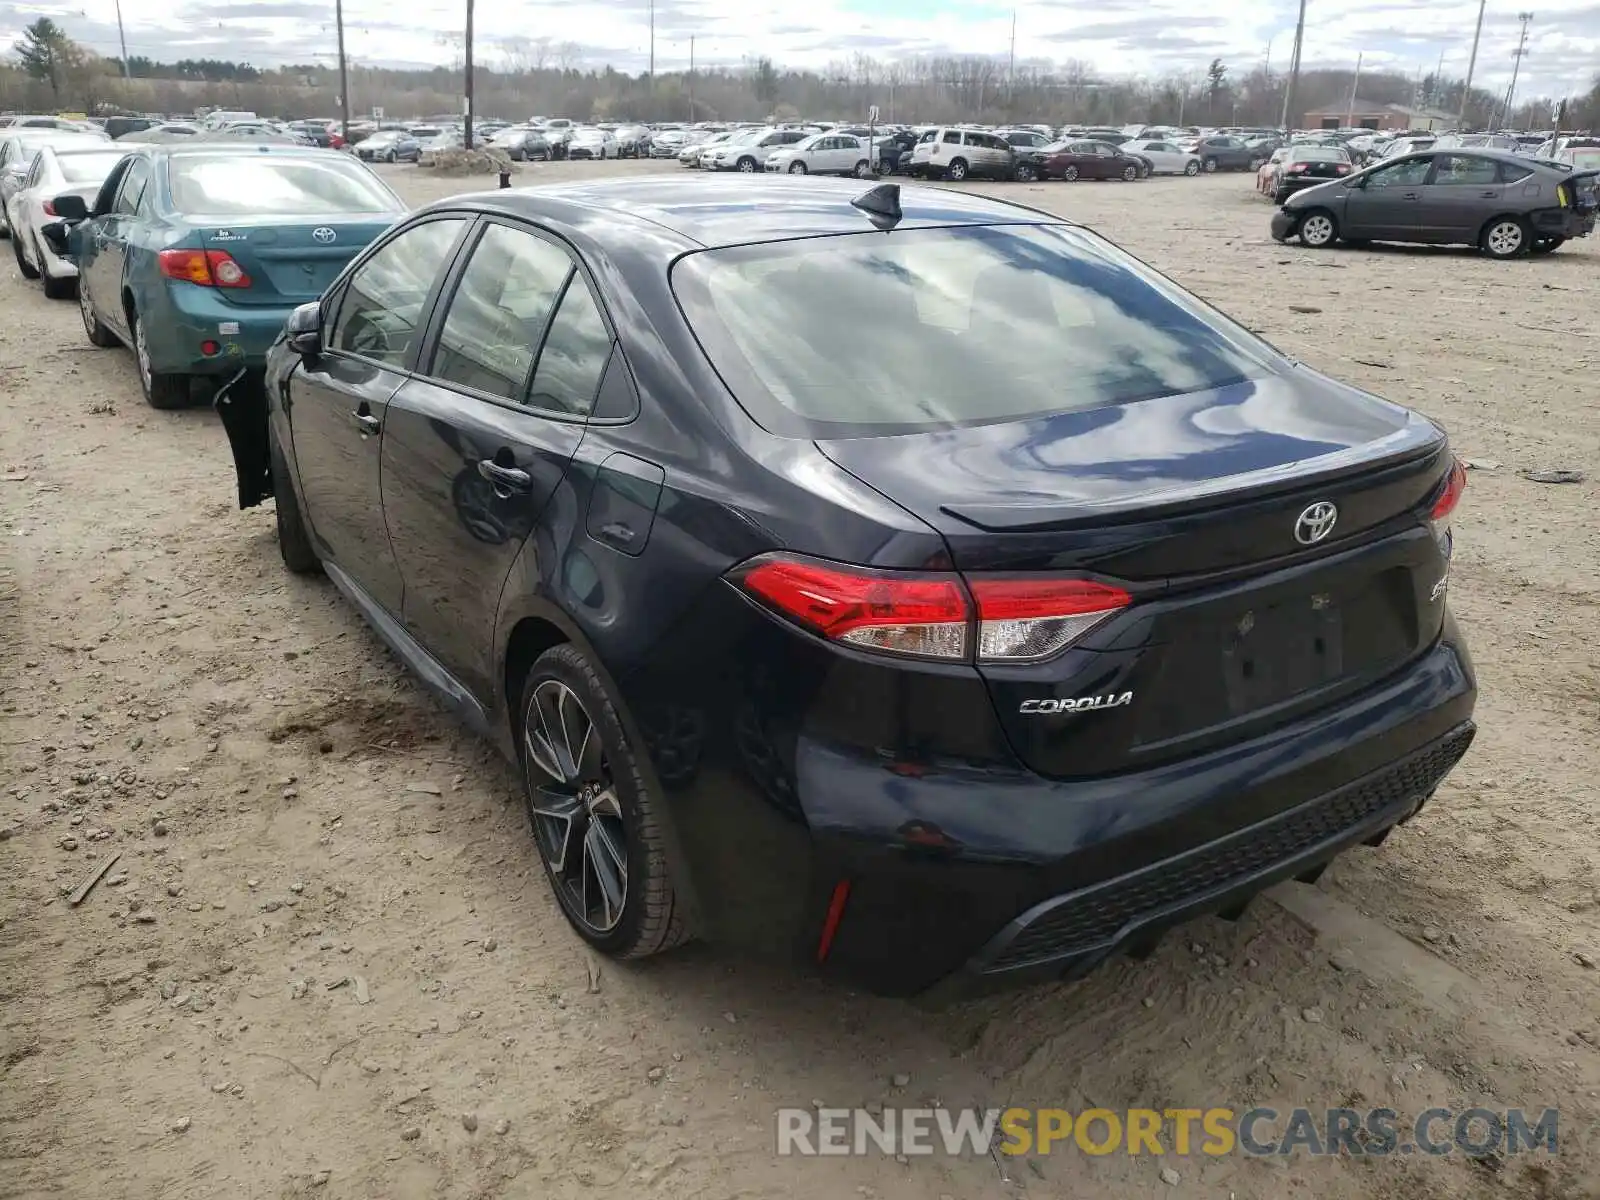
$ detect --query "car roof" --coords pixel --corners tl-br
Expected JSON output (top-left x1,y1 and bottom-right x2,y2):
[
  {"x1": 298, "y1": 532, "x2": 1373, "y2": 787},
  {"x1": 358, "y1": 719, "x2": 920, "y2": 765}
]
[{"x1": 426, "y1": 176, "x2": 1072, "y2": 250}]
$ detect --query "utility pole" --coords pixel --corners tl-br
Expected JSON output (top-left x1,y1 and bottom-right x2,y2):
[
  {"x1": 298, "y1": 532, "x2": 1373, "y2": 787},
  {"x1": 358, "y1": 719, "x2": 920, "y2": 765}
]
[
  {"x1": 1279, "y1": 0, "x2": 1307, "y2": 131},
  {"x1": 1345, "y1": 51, "x2": 1363, "y2": 126},
  {"x1": 648, "y1": 0, "x2": 655, "y2": 89},
  {"x1": 1456, "y1": 0, "x2": 1487, "y2": 129},
  {"x1": 687, "y1": 36, "x2": 694, "y2": 120},
  {"x1": 335, "y1": 0, "x2": 349, "y2": 143},
  {"x1": 463, "y1": 0, "x2": 474, "y2": 148},
  {"x1": 1498, "y1": 12, "x2": 1532, "y2": 129},
  {"x1": 1007, "y1": 9, "x2": 1017, "y2": 103},
  {"x1": 113, "y1": 0, "x2": 130, "y2": 78}
]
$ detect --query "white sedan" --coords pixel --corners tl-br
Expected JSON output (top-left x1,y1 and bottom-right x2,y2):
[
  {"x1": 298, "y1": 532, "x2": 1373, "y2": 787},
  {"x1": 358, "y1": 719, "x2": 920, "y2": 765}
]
[
  {"x1": 1119, "y1": 139, "x2": 1202, "y2": 176},
  {"x1": 6, "y1": 142, "x2": 132, "y2": 299},
  {"x1": 764, "y1": 132, "x2": 877, "y2": 177},
  {"x1": 567, "y1": 129, "x2": 618, "y2": 160}
]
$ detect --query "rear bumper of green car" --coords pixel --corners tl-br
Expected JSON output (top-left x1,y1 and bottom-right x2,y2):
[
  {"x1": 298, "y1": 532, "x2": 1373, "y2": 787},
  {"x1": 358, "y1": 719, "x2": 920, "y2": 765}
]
[{"x1": 146, "y1": 284, "x2": 295, "y2": 376}]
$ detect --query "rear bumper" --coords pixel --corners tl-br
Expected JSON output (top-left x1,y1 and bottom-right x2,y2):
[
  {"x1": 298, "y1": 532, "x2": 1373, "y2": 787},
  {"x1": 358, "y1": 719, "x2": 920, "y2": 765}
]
[
  {"x1": 149, "y1": 285, "x2": 292, "y2": 375},
  {"x1": 1533, "y1": 207, "x2": 1596, "y2": 239},
  {"x1": 805, "y1": 620, "x2": 1475, "y2": 998}
]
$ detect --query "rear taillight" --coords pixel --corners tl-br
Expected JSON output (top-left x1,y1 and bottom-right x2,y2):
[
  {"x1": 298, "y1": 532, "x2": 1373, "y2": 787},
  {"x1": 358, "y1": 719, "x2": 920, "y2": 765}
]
[
  {"x1": 157, "y1": 248, "x2": 252, "y2": 288},
  {"x1": 1335, "y1": 164, "x2": 1351, "y2": 173},
  {"x1": 967, "y1": 577, "x2": 1132, "y2": 662},
  {"x1": 1430, "y1": 458, "x2": 1467, "y2": 527},
  {"x1": 1287, "y1": 163, "x2": 1307, "y2": 173},
  {"x1": 733, "y1": 556, "x2": 969, "y2": 659},
  {"x1": 41, "y1": 199, "x2": 56, "y2": 216},
  {"x1": 729, "y1": 554, "x2": 1131, "y2": 664}
]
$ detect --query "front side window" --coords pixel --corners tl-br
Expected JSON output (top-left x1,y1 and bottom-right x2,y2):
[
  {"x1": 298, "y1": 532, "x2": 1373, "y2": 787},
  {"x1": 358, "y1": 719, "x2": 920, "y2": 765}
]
[
  {"x1": 331, "y1": 218, "x2": 466, "y2": 367},
  {"x1": 673, "y1": 224, "x2": 1275, "y2": 437},
  {"x1": 942, "y1": 131, "x2": 961, "y2": 145},
  {"x1": 430, "y1": 222, "x2": 573, "y2": 402},
  {"x1": 1366, "y1": 158, "x2": 1431, "y2": 188}
]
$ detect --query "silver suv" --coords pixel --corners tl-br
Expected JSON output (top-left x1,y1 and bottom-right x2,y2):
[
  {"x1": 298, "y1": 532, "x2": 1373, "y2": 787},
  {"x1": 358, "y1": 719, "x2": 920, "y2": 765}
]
[
  {"x1": 907, "y1": 127, "x2": 1015, "y2": 181},
  {"x1": 704, "y1": 128, "x2": 810, "y2": 173}
]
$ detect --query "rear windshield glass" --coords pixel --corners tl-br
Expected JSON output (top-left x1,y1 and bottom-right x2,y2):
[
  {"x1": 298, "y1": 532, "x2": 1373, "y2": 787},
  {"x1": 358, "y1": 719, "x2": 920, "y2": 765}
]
[
  {"x1": 1567, "y1": 149, "x2": 1600, "y2": 169},
  {"x1": 1294, "y1": 148, "x2": 1348, "y2": 162},
  {"x1": 169, "y1": 155, "x2": 400, "y2": 216},
  {"x1": 672, "y1": 224, "x2": 1276, "y2": 436},
  {"x1": 57, "y1": 151, "x2": 129, "y2": 183}
]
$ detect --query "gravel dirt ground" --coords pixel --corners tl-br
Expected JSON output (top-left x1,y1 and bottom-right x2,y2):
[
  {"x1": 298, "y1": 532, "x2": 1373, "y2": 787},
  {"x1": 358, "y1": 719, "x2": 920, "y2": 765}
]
[{"x1": 2, "y1": 160, "x2": 1598, "y2": 1200}]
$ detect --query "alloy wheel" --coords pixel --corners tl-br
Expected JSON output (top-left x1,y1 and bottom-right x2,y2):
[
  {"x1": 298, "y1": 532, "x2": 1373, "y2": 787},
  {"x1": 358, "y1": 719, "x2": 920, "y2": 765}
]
[
  {"x1": 134, "y1": 315, "x2": 152, "y2": 390},
  {"x1": 78, "y1": 278, "x2": 95, "y2": 335},
  {"x1": 523, "y1": 679, "x2": 628, "y2": 934},
  {"x1": 1300, "y1": 213, "x2": 1335, "y2": 246},
  {"x1": 1486, "y1": 220, "x2": 1523, "y2": 257},
  {"x1": 738, "y1": 158, "x2": 756, "y2": 173},
  {"x1": 788, "y1": 161, "x2": 806, "y2": 174}
]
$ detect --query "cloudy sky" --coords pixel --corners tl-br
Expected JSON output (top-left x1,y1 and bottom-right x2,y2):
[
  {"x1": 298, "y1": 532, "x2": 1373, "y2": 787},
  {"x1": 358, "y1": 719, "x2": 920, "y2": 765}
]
[{"x1": 4, "y1": 0, "x2": 1598, "y2": 96}]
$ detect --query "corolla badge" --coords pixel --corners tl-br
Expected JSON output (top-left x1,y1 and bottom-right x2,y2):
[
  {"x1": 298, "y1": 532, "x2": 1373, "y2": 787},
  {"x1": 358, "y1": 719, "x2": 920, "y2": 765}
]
[
  {"x1": 1294, "y1": 501, "x2": 1339, "y2": 545},
  {"x1": 312, "y1": 226, "x2": 337, "y2": 244},
  {"x1": 1020, "y1": 692, "x2": 1133, "y2": 715}
]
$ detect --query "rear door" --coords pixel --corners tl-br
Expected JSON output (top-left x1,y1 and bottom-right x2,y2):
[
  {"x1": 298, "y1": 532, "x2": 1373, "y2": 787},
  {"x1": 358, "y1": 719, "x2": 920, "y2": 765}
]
[
  {"x1": 381, "y1": 218, "x2": 610, "y2": 701},
  {"x1": 1415, "y1": 153, "x2": 1502, "y2": 241},
  {"x1": 289, "y1": 214, "x2": 471, "y2": 614},
  {"x1": 87, "y1": 155, "x2": 150, "y2": 341}
]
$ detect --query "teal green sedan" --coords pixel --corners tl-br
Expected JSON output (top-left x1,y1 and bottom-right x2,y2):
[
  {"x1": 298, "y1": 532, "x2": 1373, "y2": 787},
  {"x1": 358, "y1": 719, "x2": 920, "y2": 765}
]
[{"x1": 61, "y1": 143, "x2": 406, "y2": 408}]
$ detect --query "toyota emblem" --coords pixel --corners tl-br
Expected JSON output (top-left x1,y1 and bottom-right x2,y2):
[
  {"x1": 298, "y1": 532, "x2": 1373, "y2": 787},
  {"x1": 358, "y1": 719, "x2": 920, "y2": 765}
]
[
  {"x1": 1294, "y1": 501, "x2": 1339, "y2": 545},
  {"x1": 312, "y1": 226, "x2": 337, "y2": 244}
]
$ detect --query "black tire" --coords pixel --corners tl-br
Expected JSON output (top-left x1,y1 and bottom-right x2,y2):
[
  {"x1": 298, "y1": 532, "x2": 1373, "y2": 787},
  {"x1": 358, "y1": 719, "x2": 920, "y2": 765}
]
[
  {"x1": 736, "y1": 156, "x2": 757, "y2": 173},
  {"x1": 1249, "y1": 156, "x2": 1265, "y2": 170},
  {"x1": 11, "y1": 230, "x2": 38, "y2": 279},
  {"x1": 1531, "y1": 236, "x2": 1565, "y2": 255},
  {"x1": 1203, "y1": 157, "x2": 1219, "y2": 173},
  {"x1": 269, "y1": 426, "x2": 320, "y2": 575},
  {"x1": 1184, "y1": 160, "x2": 1200, "y2": 176},
  {"x1": 1480, "y1": 216, "x2": 1530, "y2": 259},
  {"x1": 946, "y1": 157, "x2": 969, "y2": 181},
  {"x1": 1121, "y1": 164, "x2": 1138, "y2": 182},
  {"x1": 853, "y1": 159, "x2": 872, "y2": 179},
  {"x1": 1297, "y1": 208, "x2": 1339, "y2": 249},
  {"x1": 1139, "y1": 163, "x2": 1151, "y2": 178},
  {"x1": 1015, "y1": 162, "x2": 1038, "y2": 183},
  {"x1": 788, "y1": 160, "x2": 806, "y2": 174},
  {"x1": 1273, "y1": 188, "x2": 1290, "y2": 204},
  {"x1": 518, "y1": 644, "x2": 688, "y2": 960},
  {"x1": 131, "y1": 310, "x2": 189, "y2": 409},
  {"x1": 41, "y1": 266, "x2": 74, "y2": 300},
  {"x1": 1062, "y1": 164, "x2": 1079, "y2": 181},
  {"x1": 78, "y1": 277, "x2": 118, "y2": 347},
  {"x1": 384, "y1": 149, "x2": 397, "y2": 163}
]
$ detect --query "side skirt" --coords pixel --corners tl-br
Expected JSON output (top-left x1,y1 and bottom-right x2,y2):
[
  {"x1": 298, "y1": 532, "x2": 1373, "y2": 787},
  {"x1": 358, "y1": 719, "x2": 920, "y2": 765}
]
[{"x1": 323, "y1": 560, "x2": 494, "y2": 740}]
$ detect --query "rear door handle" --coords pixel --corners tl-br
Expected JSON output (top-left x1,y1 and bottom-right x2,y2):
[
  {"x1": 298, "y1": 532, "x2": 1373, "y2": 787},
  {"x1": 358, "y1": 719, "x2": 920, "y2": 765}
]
[
  {"x1": 478, "y1": 459, "x2": 532, "y2": 492},
  {"x1": 350, "y1": 409, "x2": 380, "y2": 434}
]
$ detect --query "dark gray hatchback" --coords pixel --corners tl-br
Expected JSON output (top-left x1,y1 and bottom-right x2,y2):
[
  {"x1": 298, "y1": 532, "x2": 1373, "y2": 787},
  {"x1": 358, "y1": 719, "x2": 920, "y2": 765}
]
[{"x1": 1271, "y1": 149, "x2": 1598, "y2": 258}]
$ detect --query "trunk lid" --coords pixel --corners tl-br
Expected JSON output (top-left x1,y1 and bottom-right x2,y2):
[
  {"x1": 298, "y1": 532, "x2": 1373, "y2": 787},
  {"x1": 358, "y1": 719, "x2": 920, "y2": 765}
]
[
  {"x1": 199, "y1": 217, "x2": 393, "y2": 306},
  {"x1": 815, "y1": 370, "x2": 1456, "y2": 779}
]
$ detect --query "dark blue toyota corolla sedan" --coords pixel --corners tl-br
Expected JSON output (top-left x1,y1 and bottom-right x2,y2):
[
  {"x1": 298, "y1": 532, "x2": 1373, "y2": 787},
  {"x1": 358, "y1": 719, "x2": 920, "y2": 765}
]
[{"x1": 219, "y1": 176, "x2": 1475, "y2": 998}]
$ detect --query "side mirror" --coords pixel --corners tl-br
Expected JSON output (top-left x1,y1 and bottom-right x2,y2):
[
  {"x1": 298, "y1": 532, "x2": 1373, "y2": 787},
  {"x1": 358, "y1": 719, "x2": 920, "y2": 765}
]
[
  {"x1": 50, "y1": 193, "x2": 89, "y2": 221},
  {"x1": 285, "y1": 301, "x2": 323, "y2": 357}
]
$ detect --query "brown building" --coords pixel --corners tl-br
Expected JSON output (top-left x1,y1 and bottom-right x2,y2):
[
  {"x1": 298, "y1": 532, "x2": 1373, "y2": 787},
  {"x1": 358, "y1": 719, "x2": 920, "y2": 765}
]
[{"x1": 1300, "y1": 101, "x2": 1454, "y2": 132}]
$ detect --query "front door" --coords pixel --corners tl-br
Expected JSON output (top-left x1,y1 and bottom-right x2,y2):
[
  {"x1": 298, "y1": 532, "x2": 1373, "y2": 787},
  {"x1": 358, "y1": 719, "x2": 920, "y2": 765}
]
[
  {"x1": 1416, "y1": 153, "x2": 1501, "y2": 241},
  {"x1": 1343, "y1": 156, "x2": 1433, "y2": 238},
  {"x1": 381, "y1": 218, "x2": 614, "y2": 701},
  {"x1": 291, "y1": 215, "x2": 469, "y2": 614}
]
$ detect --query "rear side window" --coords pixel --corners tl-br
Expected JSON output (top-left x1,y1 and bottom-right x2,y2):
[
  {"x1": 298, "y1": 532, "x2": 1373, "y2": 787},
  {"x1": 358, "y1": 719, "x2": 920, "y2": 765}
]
[
  {"x1": 526, "y1": 278, "x2": 611, "y2": 418},
  {"x1": 673, "y1": 224, "x2": 1274, "y2": 438},
  {"x1": 429, "y1": 223, "x2": 573, "y2": 401},
  {"x1": 1499, "y1": 161, "x2": 1535, "y2": 183},
  {"x1": 942, "y1": 131, "x2": 961, "y2": 145},
  {"x1": 331, "y1": 218, "x2": 466, "y2": 368}
]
